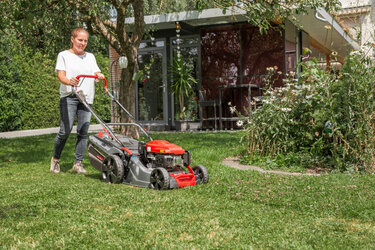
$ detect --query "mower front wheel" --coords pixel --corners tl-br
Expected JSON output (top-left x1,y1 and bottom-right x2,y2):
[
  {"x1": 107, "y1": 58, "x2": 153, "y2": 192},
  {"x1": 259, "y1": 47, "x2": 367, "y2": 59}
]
[
  {"x1": 103, "y1": 154, "x2": 124, "y2": 184},
  {"x1": 192, "y1": 165, "x2": 209, "y2": 184},
  {"x1": 150, "y1": 168, "x2": 170, "y2": 190}
]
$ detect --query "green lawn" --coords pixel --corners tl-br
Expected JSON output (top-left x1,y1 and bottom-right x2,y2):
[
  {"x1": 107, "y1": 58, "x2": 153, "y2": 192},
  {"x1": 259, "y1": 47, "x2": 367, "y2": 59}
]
[{"x1": 1, "y1": 132, "x2": 375, "y2": 248}]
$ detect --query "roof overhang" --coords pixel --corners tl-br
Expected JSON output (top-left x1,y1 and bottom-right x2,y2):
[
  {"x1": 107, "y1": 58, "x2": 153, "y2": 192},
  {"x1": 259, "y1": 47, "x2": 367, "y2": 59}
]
[
  {"x1": 124, "y1": 7, "x2": 359, "y2": 59},
  {"x1": 124, "y1": 8, "x2": 248, "y2": 30},
  {"x1": 294, "y1": 7, "x2": 359, "y2": 60}
]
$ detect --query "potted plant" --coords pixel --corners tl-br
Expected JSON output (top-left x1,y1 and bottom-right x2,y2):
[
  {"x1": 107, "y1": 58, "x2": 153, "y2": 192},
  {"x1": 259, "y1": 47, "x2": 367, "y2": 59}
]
[{"x1": 169, "y1": 54, "x2": 199, "y2": 131}]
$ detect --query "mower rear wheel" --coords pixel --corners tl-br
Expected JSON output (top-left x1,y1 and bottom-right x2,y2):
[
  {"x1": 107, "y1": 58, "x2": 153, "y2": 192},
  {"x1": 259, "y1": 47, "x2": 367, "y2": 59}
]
[
  {"x1": 192, "y1": 165, "x2": 209, "y2": 184},
  {"x1": 150, "y1": 168, "x2": 170, "y2": 190},
  {"x1": 103, "y1": 154, "x2": 124, "y2": 184}
]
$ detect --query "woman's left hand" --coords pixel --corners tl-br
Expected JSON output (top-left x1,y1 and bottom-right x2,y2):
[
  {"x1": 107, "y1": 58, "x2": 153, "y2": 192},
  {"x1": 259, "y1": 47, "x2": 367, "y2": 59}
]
[{"x1": 95, "y1": 72, "x2": 105, "y2": 81}]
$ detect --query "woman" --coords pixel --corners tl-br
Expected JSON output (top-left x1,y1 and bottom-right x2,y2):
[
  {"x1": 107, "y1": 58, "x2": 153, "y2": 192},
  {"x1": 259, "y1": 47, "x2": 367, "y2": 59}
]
[{"x1": 50, "y1": 27, "x2": 104, "y2": 174}]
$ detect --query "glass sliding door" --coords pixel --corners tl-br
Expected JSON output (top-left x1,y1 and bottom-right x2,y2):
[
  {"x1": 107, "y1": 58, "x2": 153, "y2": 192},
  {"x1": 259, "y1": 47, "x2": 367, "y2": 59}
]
[{"x1": 137, "y1": 51, "x2": 165, "y2": 122}]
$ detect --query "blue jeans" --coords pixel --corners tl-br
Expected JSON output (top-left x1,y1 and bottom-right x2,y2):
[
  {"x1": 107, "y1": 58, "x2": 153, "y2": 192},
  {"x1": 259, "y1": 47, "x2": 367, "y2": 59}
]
[{"x1": 53, "y1": 95, "x2": 92, "y2": 162}]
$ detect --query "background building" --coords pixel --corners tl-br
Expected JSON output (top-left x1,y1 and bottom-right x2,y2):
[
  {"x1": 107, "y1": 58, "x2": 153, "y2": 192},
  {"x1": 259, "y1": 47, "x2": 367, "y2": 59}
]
[
  {"x1": 337, "y1": 0, "x2": 374, "y2": 55},
  {"x1": 109, "y1": 7, "x2": 360, "y2": 130}
]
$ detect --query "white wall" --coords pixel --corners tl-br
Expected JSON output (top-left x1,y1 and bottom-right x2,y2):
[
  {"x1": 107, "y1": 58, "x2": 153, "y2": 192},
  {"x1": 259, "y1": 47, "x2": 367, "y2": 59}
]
[
  {"x1": 340, "y1": 0, "x2": 371, "y2": 8},
  {"x1": 338, "y1": 0, "x2": 374, "y2": 55}
]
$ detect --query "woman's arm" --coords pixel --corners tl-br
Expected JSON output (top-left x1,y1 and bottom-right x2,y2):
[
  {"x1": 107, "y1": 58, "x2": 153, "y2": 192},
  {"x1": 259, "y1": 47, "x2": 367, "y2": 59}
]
[{"x1": 57, "y1": 70, "x2": 78, "y2": 86}]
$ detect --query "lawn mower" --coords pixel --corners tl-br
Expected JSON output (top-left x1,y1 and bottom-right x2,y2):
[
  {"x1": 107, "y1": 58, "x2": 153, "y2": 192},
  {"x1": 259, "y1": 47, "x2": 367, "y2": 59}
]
[{"x1": 74, "y1": 75, "x2": 209, "y2": 190}]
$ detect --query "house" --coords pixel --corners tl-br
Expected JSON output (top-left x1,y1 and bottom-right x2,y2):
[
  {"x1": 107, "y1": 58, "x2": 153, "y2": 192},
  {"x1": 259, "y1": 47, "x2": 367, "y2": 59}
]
[
  {"x1": 336, "y1": 0, "x2": 374, "y2": 55},
  {"x1": 109, "y1": 7, "x2": 359, "y2": 131}
]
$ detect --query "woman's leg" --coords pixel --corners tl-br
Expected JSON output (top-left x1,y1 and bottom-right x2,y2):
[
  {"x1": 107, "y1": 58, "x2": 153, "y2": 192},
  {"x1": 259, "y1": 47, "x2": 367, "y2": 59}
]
[
  {"x1": 75, "y1": 102, "x2": 92, "y2": 162},
  {"x1": 53, "y1": 96, "x2": 78, "y2": 159}
]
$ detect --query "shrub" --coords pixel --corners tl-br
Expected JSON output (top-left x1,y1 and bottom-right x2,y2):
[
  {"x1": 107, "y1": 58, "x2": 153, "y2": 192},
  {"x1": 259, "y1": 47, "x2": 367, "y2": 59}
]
[
  {"x1": 240, "y1": 51, "x2": 375, "y2": 172},
  {"x1": 18, "y1": 50, "x2": 61, "y2": 129},
  {"x1": 92, "y1": 53, "x2": 111, "y2": 122},
  {"x1": 0, "y1": 31, "x2": 24, "y2": 132},
  {"x1": 0, "y1": 33, "x2": 110, "y2": 131},
  {"x1": 20, "y1": 51, "x2": 110, "y2": 129}
]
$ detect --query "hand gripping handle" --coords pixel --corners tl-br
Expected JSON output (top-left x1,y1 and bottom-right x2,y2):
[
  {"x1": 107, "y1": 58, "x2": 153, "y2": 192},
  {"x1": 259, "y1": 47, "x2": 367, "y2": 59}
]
[{"x1": 75, "y1": 75, "x2": 108, "y2": 92}]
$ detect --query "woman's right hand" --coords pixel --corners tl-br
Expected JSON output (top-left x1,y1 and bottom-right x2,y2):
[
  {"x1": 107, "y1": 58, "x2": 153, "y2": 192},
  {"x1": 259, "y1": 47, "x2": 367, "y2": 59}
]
[
  {"x1": 57, "y1": 70, "x2": 78, "y2": 87},
  {"x1": 69, "y1": 77, "x2": 79, "y2": 86}
]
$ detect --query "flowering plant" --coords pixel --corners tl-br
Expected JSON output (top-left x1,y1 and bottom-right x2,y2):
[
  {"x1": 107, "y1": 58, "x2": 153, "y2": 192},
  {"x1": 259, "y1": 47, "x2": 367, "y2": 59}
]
[{"x1": 234, "y1": 50, "x2": 375, "y2": 171}]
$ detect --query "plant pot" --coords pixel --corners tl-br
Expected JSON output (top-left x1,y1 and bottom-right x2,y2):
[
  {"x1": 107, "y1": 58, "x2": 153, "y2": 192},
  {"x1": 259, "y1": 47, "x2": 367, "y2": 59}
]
[
  {"x1": 175, "y1": 121, "x2": 189, "y2": 131},
  {"x1": 175, "y1": 121, "x2": 200, "y2": 131},
  {"x1": 187, "y1": 122, "x2": 200, "y2": 131}
]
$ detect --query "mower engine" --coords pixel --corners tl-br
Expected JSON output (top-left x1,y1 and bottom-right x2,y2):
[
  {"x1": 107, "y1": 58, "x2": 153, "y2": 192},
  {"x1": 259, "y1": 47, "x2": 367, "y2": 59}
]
[
  {"x1": 140, "y1": 140, "x2": 190, "y2": 169},
  {"x1": 138, "y1": 140, "x2": 208, "y2": 189},
  {"x1": 147, "y1": 153, "x2": 184, "y2": 170}
]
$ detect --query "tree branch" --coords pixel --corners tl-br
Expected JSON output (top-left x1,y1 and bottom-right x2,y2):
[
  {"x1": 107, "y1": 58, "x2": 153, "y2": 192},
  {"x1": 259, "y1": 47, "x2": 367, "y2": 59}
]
[
  {"x1": 130, "y1": 0, "x2": 145, "y2": 49},
  {"x1": 66, "y1": 0, "x2": 122, "y2": 54},
  {"x1": 114, "y1": 3, "x2": 127, "y2": 49},
  {"x1": 110, "y1": 0, "x2": 121, "y2": 9}
]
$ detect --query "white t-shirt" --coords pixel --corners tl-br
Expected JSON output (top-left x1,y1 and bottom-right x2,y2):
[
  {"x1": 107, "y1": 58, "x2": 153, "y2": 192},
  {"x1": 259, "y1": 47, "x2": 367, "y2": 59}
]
[{"x1": 55, "y1": 50, "x2": 101, "y2": 104}]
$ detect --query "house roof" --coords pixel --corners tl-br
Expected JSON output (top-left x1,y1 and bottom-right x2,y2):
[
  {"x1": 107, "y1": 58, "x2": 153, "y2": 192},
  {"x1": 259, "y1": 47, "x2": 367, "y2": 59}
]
[
  {"x1": 125, "y1": 8, "x2": 248, "y2": 30},
  {"x1": 294, "y1": 7, "x2": 359, "y2": 58},
  {"x1": 334, "y1": 5, "x2": 371, "y2": 16},
  {"x1": 124, "y1": 7, "x2": 359, "y2": 58}
]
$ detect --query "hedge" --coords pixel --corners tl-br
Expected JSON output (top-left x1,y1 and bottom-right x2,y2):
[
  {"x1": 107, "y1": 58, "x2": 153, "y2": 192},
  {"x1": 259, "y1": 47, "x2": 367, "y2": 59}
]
[{"x1": 0, "y1": 33, "x2": 111, "y2": 132}]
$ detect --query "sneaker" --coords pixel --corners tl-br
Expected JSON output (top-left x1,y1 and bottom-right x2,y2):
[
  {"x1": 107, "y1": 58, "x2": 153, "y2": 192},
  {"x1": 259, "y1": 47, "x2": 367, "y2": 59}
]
[
  {"x1": 72, "y1": 161, "x2": 88, "y2": 174},
  {"x1": 50, "y1": 157, "x2": 60, "y2": 174}
]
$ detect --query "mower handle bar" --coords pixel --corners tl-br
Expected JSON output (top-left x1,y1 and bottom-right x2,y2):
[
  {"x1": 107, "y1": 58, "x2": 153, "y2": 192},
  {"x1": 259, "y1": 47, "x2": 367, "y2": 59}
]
[
  {"x1": 75, "y1": 75, "x2": 153, "y2": 142},
  {"x1": 75, "y1": 74, "x2": 108, "y2": 92}
]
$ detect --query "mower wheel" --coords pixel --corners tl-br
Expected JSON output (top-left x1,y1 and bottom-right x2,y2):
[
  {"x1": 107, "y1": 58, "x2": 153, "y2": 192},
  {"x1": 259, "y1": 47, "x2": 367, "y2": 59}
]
[
  {"x1": 150, "y1": 168, "x2": 170, "y2": 190},
  {"x1": 103, "y1": 154, "x2": 124, "y2": 184},
  {"x1": 192, "y1": 165, "x2": 209, "y2": 184}
]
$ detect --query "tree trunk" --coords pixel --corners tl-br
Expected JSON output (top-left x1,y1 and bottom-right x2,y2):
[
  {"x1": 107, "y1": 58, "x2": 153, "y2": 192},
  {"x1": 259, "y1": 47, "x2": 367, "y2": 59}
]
[{"x1": 119, "y1": 64, "x2": 139, "y2": 138}]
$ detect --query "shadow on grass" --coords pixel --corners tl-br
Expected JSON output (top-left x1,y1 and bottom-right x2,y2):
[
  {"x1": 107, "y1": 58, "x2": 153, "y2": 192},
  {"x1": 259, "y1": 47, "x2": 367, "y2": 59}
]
[
  {"x1": 0, "y1": 135, "x2": 53, "y2": 164},
  {"x1": 0, "y1": 203, "x2": 40, "y2": 219},
  {"x1": 60, "y1": 163, "x2": 73, "y2": 173},
  {"x1": 0, "y1": 134, "x2": 76, "y2": 166},
  {"x1": 0, "y1": 132, "x2": 244, "y2": 168},
  {"x1": 85, "y1": 173, "x2": 102, "y2": 181}
]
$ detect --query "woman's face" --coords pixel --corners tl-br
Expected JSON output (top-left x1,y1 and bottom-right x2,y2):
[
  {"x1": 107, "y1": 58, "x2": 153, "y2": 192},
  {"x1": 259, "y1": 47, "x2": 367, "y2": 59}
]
[{"x1": 71, "y1": 31, "x2": 88, "y2": 55}]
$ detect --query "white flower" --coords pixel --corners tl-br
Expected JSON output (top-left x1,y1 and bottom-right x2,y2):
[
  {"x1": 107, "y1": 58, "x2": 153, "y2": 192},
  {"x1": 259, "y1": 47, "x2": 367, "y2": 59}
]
[
  {"x1": 350, "y1": 50, "x2": 361, "y2": 56},
  {"x1": 229, "y1": 106, "x2": 236, "y2": 114},
  {"x1": 236, "y1": 120, "x2": 244, "y2": 127},
  {"x1": 281, "y1": 108, "x2": 292, "y2": 112},
  {"x1": 306, "y1": 94, "x2": 314, "y2": 99},
  {"x1": 302, "y1": 85, "x2": 311, "y2": 91},
  {"x1": 262, "y1": 99, "x2": 271, "y2": 104}
]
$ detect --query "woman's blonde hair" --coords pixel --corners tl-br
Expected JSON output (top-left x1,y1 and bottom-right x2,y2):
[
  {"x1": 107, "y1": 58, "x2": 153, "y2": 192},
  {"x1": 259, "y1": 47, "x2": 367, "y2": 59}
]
[{"x1": 70, "y1": 27, "x2": 89, "y2": 48}]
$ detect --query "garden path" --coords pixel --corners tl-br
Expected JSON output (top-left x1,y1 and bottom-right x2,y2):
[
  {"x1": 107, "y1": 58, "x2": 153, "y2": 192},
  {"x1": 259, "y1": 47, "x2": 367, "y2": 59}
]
[
  {"x1": 0, "y1": 124, "x2": 102, "y2": 139},
  {"x1": 222, "y1": 157, "x2": 322, "y2": 176}
]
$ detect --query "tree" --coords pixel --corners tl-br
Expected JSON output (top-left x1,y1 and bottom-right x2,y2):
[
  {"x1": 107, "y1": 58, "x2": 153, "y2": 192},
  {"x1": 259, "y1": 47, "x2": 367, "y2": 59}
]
[
  {"x1": 0, "y1": 0, "x2": 341, "y2": 136},
  {"x1": 63, "y1": 0, "x2": 341, "y2": 137},
  {"x1": 196, "y1": 0, "x2": 341, "y2": 33},
  {"x1": 0, "y1": 0, "x2": 147, "y2": 137},
  {"x1": 67, "y1": 0, "x2": 146, "y2": 137}
]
